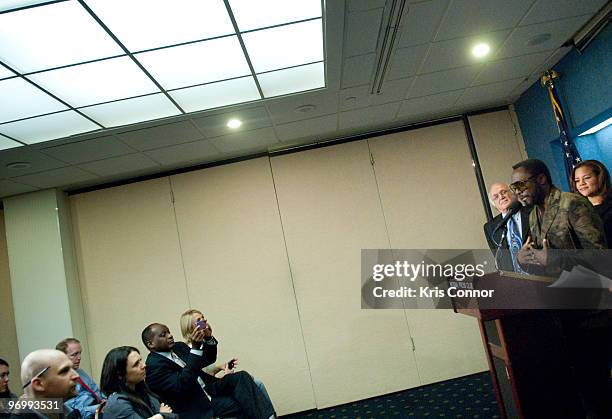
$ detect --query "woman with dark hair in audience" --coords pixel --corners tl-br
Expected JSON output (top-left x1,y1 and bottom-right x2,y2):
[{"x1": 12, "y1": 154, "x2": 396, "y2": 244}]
[
  {"x1": 572, "y1": 159, "x2": 612, "y2": 245},
  {"x1": 0, "y1": 358, "x2": 16, "y2": 399},
  {"x1": 100, "y1": 347, "x2": 177, "y2": 419}
]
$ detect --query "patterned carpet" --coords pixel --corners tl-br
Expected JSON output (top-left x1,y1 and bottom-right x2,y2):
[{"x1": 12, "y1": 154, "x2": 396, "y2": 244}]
[{"x1": 282, "y1": 372, "x2": 500, "y2": 419}]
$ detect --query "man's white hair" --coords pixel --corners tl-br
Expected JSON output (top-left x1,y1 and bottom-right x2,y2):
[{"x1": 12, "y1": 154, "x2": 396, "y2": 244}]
[{"x1": 488, "y1": 182, "x2": 510, "y2": 205}]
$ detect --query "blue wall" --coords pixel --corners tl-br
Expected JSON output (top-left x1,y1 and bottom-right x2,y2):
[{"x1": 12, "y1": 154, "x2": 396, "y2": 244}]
[{"x1": 514, "y1": 23, "x2": 612, "y2": 190}]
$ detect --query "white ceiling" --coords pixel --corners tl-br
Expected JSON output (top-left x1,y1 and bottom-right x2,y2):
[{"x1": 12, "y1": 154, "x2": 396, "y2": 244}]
[{"x1": 0, "y1": 0, "x2": 607, "y2": 198}]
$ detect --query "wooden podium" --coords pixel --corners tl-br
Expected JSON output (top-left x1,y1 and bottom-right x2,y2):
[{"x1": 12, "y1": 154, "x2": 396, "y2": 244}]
[{"x1": 452, "y1": 271, "x2": 584, "y2": 419}]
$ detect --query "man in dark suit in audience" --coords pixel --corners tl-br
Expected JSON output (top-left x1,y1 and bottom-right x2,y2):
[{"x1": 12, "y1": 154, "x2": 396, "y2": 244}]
[
  {"x1": 143, "y1": 322, "x2": 274, "y2": 419},
  {"x1": 483, "y1": 182, "x2": 530, "y2": 272}
]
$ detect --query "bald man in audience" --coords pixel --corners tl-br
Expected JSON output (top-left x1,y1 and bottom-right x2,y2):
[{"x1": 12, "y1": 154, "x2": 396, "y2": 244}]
[
  {"x1": 483, "y1": 182, "x2": 530, "y2": 272},
  {"x1": 10, "y1": 349, "x2": 80, "y2": 419}
]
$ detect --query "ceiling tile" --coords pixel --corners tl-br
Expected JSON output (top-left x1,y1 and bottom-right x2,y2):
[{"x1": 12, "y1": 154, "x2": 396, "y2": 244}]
[
  {"x1": 79, "y1": 94, "x2": 181, "y2": 128},
  {"x1": 520, "y1": 0, "x2": 607, "y2": 26},
  {"x1": 435, "y1": 0, "x2": 534, "y2": 41},
  {"x1": 420, "y1": 30, "x2": 511, "y2": 73},
  {"x1": 0, "y1": 1, "x2": 122, "y2": 73},
  {"x1": 29, "y1": 57, "x2": 159, "y2": 107},
  {"x1": 473, "y1": 51, "x2": 552, "y2": 86},
  {"x1": 455, "y1": 78, "x2": 523, "y2": 108},
  {"x1": 347, "y1": 0, "x2": 386, "y2": 12},
  {"x1": 340, "y1": 78, "x2": 413, "y2": 111},
  {"x1": 192, "y1": 106, "x2": 271, "y2": 138},
  {"x1": 341, "y1": 54, "x2": 375, "y2": 88},
  {"x1": 0, "y1": 111, "x2": 100, "y2": 144},
  {"x1": 408, "y1": 65, "x2": 481, "y2": 98},
  {"x1": 136, "y1": 36, "x2": 251, "y2": 90},
  {"x1": 0, "y1": 1, "x2": 52, "y2": 13},
  {"x1": 0, "y1": 77, "x2": 68, "y2": 124},
  {"x1": 144, "y1": 139, "x2": 220, "y2": 166},
  {"x1": 0, "y1": 134, "x2": 23, "y2": 151},
  {"x1": 0, "y1": 64, "x2": 14, "y2": 79},
  {"x1": 344, "y1": 8, "x2": 384, "y2": 57},
  {"x1": 338, "y1": 102, "x2": 400, "y2": 130},
  {"x1": 274, "y1": 114, "x2": 338, "y2": 142},
  {"x1": 397, "y1": 0, "x2": 449, "y2": 48},
  {"x1": 170, "y1": 77, "x2": 261, "y2": 113},
  {"x1": 211, "y1": 127, "x2": 279, "y2": 153},
  {"x1": 258, "y1": 62, "x2": 325, "y2": 98},
  {"x1": 116, "y1": 121, "x2": 204, "y2": 151},
  {"x1": 244, "y1": 19, "x2": 323, "y2": 73},
  {"x1": 0, "y1": 179, "x2": 39, "y2": 198},
  {"x1": 85, "y1": 0, "x2": 234, "y2": 51},
  {"x1": 11, "y1": 166, "x2": 98, "y2": 189},
  {"x1": 496, "y1": 15, "x2": 592, "y2": 60},
  {"x1": 0, "y1": 147, "x2": 67, "y2": 178},
  {"x1": 78, "y1": 153, "x2": 160, "y2": 177},
  {"x1": 397, "y1": 90, "x2": 463, "y2": 118},
  {"x1": 266, "y1": 90, "x2": 339, "y2": 125},
  {"x1": 387, "y1": 44, "x2": 429, "y2": 80},
  {"x1": 230, "y1": 0, "x2": 322, "y2": 32},
  {"x1": 41, "y1": 135, "x2": 134, "y2": 164}
]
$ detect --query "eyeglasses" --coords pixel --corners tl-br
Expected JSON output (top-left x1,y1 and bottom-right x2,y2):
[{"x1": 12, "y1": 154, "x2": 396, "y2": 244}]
[
  {"x1": 509, "y1": 175, "x2": 537, "y2": 193},
  {"x1": 22, "y1": 366, "x2": 50, "y2": 389},
  {"x1": 491, "y1": 189, "x2": 510, "y2": 202}
]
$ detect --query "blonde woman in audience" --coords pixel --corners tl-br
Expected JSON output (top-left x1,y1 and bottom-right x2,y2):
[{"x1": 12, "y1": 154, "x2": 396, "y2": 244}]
[{"x1": 179, "y1": 309, "x2": 273, "y2": 409}]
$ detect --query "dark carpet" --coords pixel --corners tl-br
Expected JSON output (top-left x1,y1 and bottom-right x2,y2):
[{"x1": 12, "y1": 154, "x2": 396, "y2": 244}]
[{"x1": 282, "y1": 372, "x2": 500, "y2": 419}]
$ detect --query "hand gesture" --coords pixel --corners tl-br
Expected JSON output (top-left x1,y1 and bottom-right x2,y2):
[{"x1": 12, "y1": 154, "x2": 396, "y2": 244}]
[
  {"x1": 159, "y1": 403, "x2": 173, "y2": 413},
  {"x1": 223, "y1": 357, "x2": 239, "y2": 374},
  {"x1": 517, "y1": 236, "x2": 533, "y2": 266}
]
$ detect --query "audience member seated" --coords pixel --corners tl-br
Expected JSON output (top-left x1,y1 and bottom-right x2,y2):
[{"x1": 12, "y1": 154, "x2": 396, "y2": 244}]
[
  {"x1": 100, "y1": 346, "x2": 176, "y2": 419},
  {"x1": 11, "y1": 349, "x2": 80, "y2": 419},
  {"x1": 143, "y1": 322, "x2": 274, "y2": 419},
  {"x1": 56, "y1": 338, "x2": 105, "y2": 419},
  {"x1": 180, "y1": 309, "x2": 273, "y2": 411},
  {"x1": 571, "y1": 159, "x2": 612, "y2": 245},
  {"x1": 0, "y1": 359, "x2": 16, "y2": 399}
]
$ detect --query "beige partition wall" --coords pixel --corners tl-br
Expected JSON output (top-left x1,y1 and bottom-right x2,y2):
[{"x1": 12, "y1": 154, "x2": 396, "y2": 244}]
[
  {"x1": 368, "y1": 122, "x2": 489, "y2": 385},
  {"x1": 70, "y1": 178, "x2": 189, "y2": 380},
  {"x1": 0, "y1": 210, "x2": 21, "y2": 395},
  {"x1": 469, "y1": 110, "x2": 528, "y2": 213},
  {"x1": 271, "y1": 141, "x2": 421, "y2": 408},
  {"x1": 169, "y1": 158, "x2": 315, "y2": 415}
]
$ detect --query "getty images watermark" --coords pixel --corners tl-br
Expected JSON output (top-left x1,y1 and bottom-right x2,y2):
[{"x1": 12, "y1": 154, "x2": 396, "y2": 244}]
[{"x1": 361, "y1": 249, "x2": 612, "y2": 310}]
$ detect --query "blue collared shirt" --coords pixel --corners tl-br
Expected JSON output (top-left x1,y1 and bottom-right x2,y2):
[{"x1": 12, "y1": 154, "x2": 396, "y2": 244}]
[{"x1": 65, "y1": 368, "x2": 103, "y2": 419}]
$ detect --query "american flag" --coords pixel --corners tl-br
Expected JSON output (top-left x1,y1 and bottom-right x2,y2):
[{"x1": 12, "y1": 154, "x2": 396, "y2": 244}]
[{"x1": 541, "y1": 70, "x2": 582, "y2": 184}]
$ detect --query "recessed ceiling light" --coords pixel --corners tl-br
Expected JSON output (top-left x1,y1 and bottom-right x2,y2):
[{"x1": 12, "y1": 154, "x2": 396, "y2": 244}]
[
  {"x1": 227, "y1": 118, "x2": 242, "y2": 129},
  {"x1": 6, "y1": 161, "x2": 31, "y2": 170},
  {"x1": 472, "y1": 43, "x2": 490, "y2": 58},
  {"x1": 526, "y1": 33, "x2": 551, "y2": 47},
  {"x1": 295, "y1": 104, "x2": 316, "y2": 113}
]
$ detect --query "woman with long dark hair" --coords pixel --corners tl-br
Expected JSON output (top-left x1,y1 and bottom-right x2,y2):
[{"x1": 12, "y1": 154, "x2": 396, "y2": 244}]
[
  {"x1": 100, "y1": 346, "x2": 177, "y2": 419},
  {"x1": 571, "y1": 159, "x2": 612, "y2": 245}
]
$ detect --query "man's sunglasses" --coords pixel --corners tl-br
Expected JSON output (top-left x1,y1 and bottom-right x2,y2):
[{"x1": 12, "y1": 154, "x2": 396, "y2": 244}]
[{"x1": 509, "y1": 175, "x2": 537, "y2": 193}]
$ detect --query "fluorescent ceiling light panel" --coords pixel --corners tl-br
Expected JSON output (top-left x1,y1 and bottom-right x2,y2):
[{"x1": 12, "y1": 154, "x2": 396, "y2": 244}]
[
  {"x1": 0, "y1": 77, "x2": 67, "y2": 123},
  {"x1": 0, "y1": 134, "x2": 22, "y2": 150},
  {"x1": 0, "y1": 111, "x2": 99, "y2": 144},
  {"x1": 0, "y1": 1, "x2": 54, "y2": 13},
  {"x1": 170, "y1": 76, "x2": 260, "y2": 112},
  {"x1": 578, "y1": 116, "x2": 612, "y2": 136},
  {"x1": 229, "y1": 0, "x2": 321, "y2": 31},
  {"x1": 136, "y1": 36, "x2": 250, "y2": 89},
  {"x1": 243, "y1": 19, "x2": 323, "y2": 73},
  {"x1": 84, "y1": 0, "x2": 235, "y2": 52},
  {"x1": 29, "y1": 57, "x2": 159, "y2": 107},
  {"x1": 0, "y1": 1, "x2": 123, "y2": 73},
  {"x1": 80, "y1": 94, "x2": 181, "y2": 127},
  {"x1": 0, "y1": 64, "x2": 15, "y2": 80},
  {"x1": 258, "y1": 62, "x2": 324, "y2": 97}
]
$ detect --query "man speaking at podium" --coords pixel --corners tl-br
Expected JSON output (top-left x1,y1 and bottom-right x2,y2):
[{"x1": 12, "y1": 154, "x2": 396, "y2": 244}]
[
  {"x1": 483, "y1": 182, "x2": 530, "y2": 272},
  {"x1": 510, "y1": 158, "x2": 609, "y2": 419}
]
